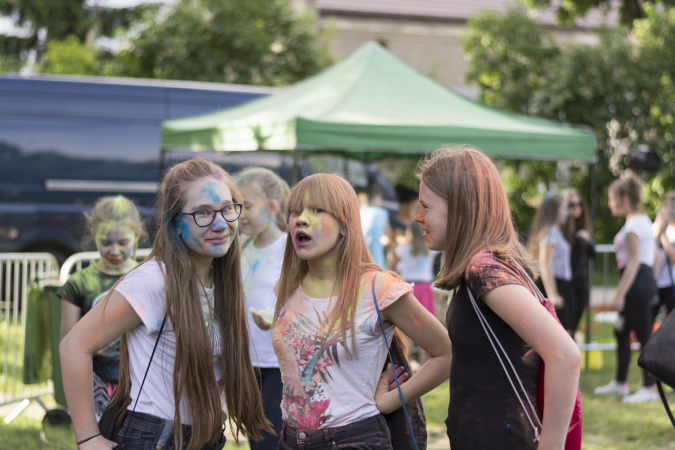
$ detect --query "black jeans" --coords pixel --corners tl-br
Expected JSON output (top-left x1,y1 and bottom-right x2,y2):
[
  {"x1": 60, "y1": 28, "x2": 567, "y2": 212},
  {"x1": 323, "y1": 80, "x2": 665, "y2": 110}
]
[
  {"x1": 115, "y1": 411, "x2": 225, "y2": 450},
  {"x1": 251, "y1": 367, "x2": 283, "y2": 450},
  {"x1": 279, "y1": 414, "x2": 393, "y2": 450},
  {"x1": 535, "y1": 278, "x2": 575, "y2": 330},
  {"x1": 653, "y1": 286, "x2": 675, "y2": 322},
  {"x1": 615, "y1": 264, "x2": 657, "y2": 386}
]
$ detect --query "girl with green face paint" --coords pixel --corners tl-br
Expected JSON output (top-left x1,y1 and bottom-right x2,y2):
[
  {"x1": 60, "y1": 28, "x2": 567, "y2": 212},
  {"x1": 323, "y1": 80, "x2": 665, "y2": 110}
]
[{"x1": 58, "y1": 195, "x2": 145, "y2": 422}]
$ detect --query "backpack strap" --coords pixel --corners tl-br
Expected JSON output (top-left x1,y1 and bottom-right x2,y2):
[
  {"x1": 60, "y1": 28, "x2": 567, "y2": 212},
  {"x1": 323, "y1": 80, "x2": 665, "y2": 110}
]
[{"x1": 371, "y1": 273, "x2": 419, "y2": 450}]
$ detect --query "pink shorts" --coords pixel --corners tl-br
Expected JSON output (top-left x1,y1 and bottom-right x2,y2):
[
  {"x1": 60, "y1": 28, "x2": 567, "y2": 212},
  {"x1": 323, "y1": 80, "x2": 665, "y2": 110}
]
[{"x1": 412, "y1": 282, "x2": 436, "y2": 317}]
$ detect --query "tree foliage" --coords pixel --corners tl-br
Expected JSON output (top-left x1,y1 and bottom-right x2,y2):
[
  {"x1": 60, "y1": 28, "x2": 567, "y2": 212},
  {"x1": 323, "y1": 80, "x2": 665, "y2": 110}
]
[
  {"x1": 463, "y1": 6, "x2": 675, "y2": 242},
  {"x1": 36, "y1": 35, "x2": 119, "y2": 76},
  {"x1": 520, "y1": 0, "x2": 675, "y2": 27},
  {"x1": 117, "y1": 0, "x2": 332, "y2": 86},
  {"x1": 0, "y1": 0, "x2": 153, "y2": 58}
]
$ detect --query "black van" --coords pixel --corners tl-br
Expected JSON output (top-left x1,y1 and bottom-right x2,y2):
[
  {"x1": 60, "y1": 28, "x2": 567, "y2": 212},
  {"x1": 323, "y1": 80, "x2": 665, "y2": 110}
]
[{"x1": 0, "y1": 75, "x2": 396, "y2": 264}]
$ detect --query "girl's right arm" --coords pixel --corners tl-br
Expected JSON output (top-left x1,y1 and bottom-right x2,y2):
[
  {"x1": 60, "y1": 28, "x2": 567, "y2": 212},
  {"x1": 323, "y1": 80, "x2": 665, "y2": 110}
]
[
  {"x1": 483, "y1": 284, "x2": 580, "y2": 450},
  {"x1": 60, "y1": 291, "x2": 142, "y2": 449}
]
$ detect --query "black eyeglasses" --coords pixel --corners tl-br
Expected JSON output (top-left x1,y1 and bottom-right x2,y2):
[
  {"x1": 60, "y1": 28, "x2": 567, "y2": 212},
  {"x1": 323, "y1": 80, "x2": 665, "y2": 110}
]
[
  {"x1": 177, "y1": 203, "x2": 242, "y2": 227},
  {"x1": 567, "y1": 202, "x2": 582, "y2": 209}
]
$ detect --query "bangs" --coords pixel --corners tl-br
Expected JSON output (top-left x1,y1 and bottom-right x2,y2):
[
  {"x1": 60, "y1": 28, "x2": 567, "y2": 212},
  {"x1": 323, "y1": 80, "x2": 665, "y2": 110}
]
[{"x1": 287, "y1": 174, "x2": 354, "y2": 224}]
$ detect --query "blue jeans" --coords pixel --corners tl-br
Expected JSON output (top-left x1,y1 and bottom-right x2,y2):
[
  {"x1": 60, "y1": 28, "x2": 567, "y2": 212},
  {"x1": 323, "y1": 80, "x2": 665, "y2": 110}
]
[
  {"x1": 250, "y1": 368, "x2": 283, "y2": 450},
  {"x1": 278, "y1": 414, "x2": 393, "y2": 450},
  {"x1": 115, "y1": 411, "x2": 226, "y2": 450}
]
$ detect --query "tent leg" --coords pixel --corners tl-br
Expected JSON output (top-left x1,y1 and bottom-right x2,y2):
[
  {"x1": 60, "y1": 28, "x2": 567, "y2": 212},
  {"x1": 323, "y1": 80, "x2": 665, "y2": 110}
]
[
  {"x1": 586, "y1": 162, "x2": 597, "y2": 369},
  {"x1": 292, "y1": 148, "x2": 299, "y2": 185}
]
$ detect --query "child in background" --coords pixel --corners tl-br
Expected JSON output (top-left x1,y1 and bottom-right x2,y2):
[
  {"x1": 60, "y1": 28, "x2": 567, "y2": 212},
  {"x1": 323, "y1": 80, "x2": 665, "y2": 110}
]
[
  {"x1": 237, "y1": 167, "x2": 290, "y2": 450},
  {"x1": 58, "y1": 195, "x2": 144, "y2": 420},
  {"x1": 395, "y1": 222, "x2": 439, "y2": 318}
]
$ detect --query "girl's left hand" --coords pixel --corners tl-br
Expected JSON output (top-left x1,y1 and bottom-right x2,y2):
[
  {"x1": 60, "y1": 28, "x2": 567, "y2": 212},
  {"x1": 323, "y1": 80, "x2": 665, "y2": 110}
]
[
  {"x1": 251, "y1": 312, "x2": 272, "y2": 331},
  {"x1": 375, "y1": 364, "x2": 409, "y2": 414}
]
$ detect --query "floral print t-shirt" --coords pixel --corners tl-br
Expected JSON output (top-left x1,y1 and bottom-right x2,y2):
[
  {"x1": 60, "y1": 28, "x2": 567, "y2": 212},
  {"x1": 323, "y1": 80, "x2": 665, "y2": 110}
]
[{"x1": 272, "y1": 271, "x2": 412, "y2": 429}]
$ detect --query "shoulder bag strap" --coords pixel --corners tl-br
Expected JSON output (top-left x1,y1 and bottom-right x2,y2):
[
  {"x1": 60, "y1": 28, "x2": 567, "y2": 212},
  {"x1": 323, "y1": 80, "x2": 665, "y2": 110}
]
[
  {"x1": 465, "y1": 285, "x2": 542, "y2": 442},
  {"x1": 119, "y1": 315, "x2": 167, "y2": 447},
  {"x1": 371, "y1": 273, "x2": 419, "y2": 450}
]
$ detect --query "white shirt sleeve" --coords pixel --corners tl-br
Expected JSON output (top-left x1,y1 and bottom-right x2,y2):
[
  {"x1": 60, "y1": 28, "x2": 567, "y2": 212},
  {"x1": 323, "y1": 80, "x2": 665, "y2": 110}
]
[{"x1": 114, "y1": 259, "x2": 168, "y2": 334}]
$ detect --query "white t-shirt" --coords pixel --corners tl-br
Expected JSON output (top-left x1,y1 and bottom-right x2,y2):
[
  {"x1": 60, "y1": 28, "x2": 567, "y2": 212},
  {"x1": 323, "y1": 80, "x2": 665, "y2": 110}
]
[
  {"x1": 539, "y1": 225, "x2": 572, "y2": 281},
  {"x1": 395, "y1": 244, "x2": 438, "y2": 283},
  {"x1": 272, "y1": 271, "x2": 412, "y2": 429},
  {"x1": 654, "y1": 225, "x2": 675, "y2": 288},
  {"x1": 614, "y1": 214, "x2": 656, "y2": 269},
  {"x1": 241, "y1": 234, "x2": 286, "y2": 368},
  {"x1": 115, "y1": 259, "x2": 224, "y2": 424}
]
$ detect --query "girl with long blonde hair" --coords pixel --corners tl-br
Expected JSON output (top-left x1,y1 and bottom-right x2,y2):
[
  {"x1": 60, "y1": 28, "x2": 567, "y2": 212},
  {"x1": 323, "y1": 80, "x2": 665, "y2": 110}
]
[
  {"x1": 272, "y1": 173, "x2": 451, "y2": 449},
  {"x1": 416, "y1": 147, "x2": 580, "y2": 449},
  {"x1": 60, "y1": 158, "x2": 269, "y2": 450}
]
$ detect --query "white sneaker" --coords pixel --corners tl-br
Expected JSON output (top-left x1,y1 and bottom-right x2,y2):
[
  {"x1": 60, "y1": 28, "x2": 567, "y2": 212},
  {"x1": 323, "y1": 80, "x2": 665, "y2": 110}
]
[
  {"x1": 594, "y1": 380, "x2": 630, "y2": 396},
  {"x1": 623, "y1": 387, "x2": 659, "y2": 403}
]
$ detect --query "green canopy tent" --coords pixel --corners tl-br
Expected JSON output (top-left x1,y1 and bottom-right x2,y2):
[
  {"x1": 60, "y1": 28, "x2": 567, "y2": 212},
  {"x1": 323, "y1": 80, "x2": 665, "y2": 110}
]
[
  {"x1": 161, "y1": 41, "x2": 598, "y2": 357},
  {"x1": 161, "y1": 41, "x2": 596, "y2": 162}
]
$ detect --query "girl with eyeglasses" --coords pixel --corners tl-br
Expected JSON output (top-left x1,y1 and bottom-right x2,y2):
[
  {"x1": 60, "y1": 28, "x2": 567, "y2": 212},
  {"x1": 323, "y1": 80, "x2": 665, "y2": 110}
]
[
  {"x1": 60, "y1": 158, "x2": 270, "y2": 450},
  {"x1": 561, "y1": 189, "x2": 596, "y2": 335}
]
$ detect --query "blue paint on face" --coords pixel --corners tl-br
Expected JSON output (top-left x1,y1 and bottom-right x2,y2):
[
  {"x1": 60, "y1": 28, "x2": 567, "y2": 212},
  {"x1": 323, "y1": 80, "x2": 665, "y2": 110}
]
[
  {"x1": 177, "y1": 216, "x2": 200, "y2": 246},
  {"x1": 201, "y1": 182, "x2": 222, "y2": 206}
]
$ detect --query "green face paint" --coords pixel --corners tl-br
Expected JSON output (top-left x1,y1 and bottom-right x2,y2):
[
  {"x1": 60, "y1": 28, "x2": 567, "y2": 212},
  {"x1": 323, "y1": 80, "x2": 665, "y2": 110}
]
[{"x1": 94, "y1": 220, "x2": 138, "y2": 273}]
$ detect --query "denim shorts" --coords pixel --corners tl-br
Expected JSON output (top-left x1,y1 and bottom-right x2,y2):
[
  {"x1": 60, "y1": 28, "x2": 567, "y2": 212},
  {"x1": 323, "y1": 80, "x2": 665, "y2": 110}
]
[
  {"x1": 278, "y1": 414, "x2": 392, "y2": 450},
  {"x1": 115, "y1": 411, "x2": 226, "y2": 450}
]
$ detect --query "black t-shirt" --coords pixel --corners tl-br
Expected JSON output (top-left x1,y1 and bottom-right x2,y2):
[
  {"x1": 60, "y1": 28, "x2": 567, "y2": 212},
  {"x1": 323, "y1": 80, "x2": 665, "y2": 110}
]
[
  {"x1": 446, "y1": 252, "x2": 542, "y2": 450},
  {"x1": 57, "y1": 265, "x2": 122, "y2": 317}
]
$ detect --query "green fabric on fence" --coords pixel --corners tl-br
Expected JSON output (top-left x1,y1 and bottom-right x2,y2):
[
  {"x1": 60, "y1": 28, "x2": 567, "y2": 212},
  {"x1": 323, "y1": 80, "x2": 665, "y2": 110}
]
[
  {"x1": 46, "y1": 285, "x2": 67, "y2": 407},
  {"x1": 22, "y1": 284, "x2": 53, "y2": 385}
]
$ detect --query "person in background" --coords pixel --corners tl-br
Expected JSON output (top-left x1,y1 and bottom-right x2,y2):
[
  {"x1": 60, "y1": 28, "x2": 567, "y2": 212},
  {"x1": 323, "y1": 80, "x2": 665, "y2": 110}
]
[
  {"x1": 416, "y1": 147, "x2": 580, "y2": 449},
  {"x1": 395, "y1": 222, "x2": 439, "y2": 318},
  {"x1": 651, "y1": 191, "x2": 675, "y2": 322},
  {"x1": 528, "y1": 193, "x2": 575, "y2": 333},
  {"x1": 359, "y1": 186, "x2": 391, "y2": 269},
  {"x1": 595, "y1": 173, "x2": 658, "y2": 403},
  {"x1": 395, "y1": 221, "x2": 439, "y2": 364},
  {"x1": 58, "y1": 195, "x2": 144, "y2": 421},
  {"x1": 236, "y1": 167, "x2": 290, "y2": 450},
  {"x1": 562, "y1": 189, "x2": 596, "y2": 336}
]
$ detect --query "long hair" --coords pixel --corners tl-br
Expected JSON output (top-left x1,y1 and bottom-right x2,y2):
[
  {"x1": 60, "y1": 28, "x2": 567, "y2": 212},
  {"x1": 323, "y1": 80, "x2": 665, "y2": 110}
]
[
  {"x1": 274, "y1": 173, "x2": 406, "y2": 356},
  {"x1": 409, "y1": 222, "x2": 429, "y2": 257},
  {"x1": 527, "y1": 193, "x2": 564, "y2": 257},
  {"x1": 108, "y1": 158, "x2": 268, "y2": 450},
  {"x1": 416, "y1": 146, "x2": 537, "y2": 291}
]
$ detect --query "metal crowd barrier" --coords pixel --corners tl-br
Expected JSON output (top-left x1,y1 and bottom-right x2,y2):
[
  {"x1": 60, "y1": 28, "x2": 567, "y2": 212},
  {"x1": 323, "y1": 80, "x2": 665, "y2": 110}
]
[
  {"x1": 59, "y1": 248, "x2": 153, "y2": 281},
  {"x1": 0, "y1": 253, "x2": 58, "y2": 414}
]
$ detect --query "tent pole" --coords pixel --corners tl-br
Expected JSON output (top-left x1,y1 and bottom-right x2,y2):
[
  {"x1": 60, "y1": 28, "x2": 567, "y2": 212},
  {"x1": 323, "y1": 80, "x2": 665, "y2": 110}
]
[
  {"x1": 586, "y1": 162, "x2": 597, "y2": 369},
  {"x1": 292, "y1": 148, "x2": 299, "y2": 185}
]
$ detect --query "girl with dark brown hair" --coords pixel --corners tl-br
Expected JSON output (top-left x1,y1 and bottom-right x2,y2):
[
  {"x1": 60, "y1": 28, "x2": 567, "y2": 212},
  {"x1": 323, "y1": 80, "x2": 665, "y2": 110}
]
[
  {"x1": 416, "y1": 146, "x2": 580, "y2": 450},
  {"x1": 561, "y1": 189, "x2": 596, "y2": 335},
  {"x1": 272, "y1": 173, "x2": 451, "y2": 449},
  {"x1": 60, "y1": 158, "x2": 270, "y2": 450}
]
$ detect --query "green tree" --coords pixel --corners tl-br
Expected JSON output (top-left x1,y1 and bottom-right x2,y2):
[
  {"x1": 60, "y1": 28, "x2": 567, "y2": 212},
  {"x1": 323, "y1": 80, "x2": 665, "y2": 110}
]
[
  {"x1": 118, "y1": 0, "x2": 332, "y2": 85},
  {"x1": 0, "y1": 0, "x2": 154, "y2": 61},
  {"x1": 462, "y1": 7, "x2": 669, "y2": 242},
  {"x1": 36, "y1": 35, "x2": 119, "y2": 76},
  {"x1": 520, "y1": 0, "x2": 675, "y2": 27}
]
